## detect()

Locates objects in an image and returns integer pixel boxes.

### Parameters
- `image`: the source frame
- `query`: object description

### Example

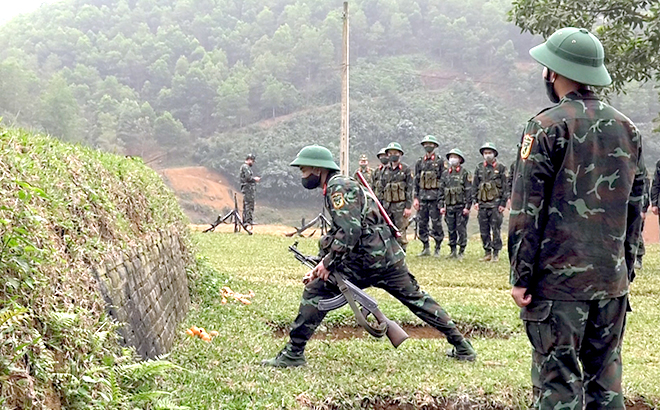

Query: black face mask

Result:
[544,70,560,104]
[389,154,400,163]
[379,157,389,165]
[424,146,435,153]
[301,173,321,190]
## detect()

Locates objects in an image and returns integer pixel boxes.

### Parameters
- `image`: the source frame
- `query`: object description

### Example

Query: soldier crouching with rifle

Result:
[261,145,476,367]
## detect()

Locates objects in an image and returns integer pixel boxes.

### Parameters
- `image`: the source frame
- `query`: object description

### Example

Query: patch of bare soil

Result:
[160,166,241,212]
[273,323,512,341]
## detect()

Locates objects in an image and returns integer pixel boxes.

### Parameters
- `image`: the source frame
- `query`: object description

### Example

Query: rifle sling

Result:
[333,274,387,338]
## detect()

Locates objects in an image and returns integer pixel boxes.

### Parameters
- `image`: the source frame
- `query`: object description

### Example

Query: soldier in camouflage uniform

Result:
[239,153,260,226]
[354,154,374,187]
[472,142,508,262]
[509,28,645,410]
[439,149,471,259]
[636,175,650,269]
[373,148,389,202]
[413,135,445,257]
[262,145,476,367]
[379,142,414,251]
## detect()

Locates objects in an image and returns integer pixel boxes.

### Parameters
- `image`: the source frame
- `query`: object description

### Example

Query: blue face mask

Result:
[301,173,321,189]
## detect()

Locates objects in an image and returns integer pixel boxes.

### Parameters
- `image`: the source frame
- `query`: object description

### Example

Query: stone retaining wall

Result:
[92,230,191,359]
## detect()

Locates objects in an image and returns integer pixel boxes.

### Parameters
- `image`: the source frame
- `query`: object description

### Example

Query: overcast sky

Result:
[0,0,62,25]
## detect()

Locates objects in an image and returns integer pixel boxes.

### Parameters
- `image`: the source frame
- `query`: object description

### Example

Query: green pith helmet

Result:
[446,148,465,163]
[289,145,340,171]
[529,27,611,87]
[377,148,388,157]
[385,142,404,155]
[420,135,439,146]
[479,142,498,157]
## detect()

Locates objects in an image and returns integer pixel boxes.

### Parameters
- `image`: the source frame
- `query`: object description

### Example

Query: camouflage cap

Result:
[446,148,465,163]
[385,142,404,155]
[479,142,498,157]
[420,135,439,146]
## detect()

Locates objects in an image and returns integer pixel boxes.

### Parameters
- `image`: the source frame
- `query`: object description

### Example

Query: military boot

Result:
[433,242,442,258]
[446,247,457,259]
[635,258,643,270]
[446,339,476,362]
[492,251,499,262]
[417,242,431,257]
[261,345,306,368]
[481,252,492,262]
[457,247,465,260]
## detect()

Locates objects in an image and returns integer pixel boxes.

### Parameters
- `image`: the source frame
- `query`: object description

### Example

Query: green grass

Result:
[163,232,660,409]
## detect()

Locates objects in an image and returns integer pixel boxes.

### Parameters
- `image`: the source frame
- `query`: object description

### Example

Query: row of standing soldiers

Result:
[355,136,510,261]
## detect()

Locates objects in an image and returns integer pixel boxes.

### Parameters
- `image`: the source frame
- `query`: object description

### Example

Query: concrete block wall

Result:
[92,230,191,359]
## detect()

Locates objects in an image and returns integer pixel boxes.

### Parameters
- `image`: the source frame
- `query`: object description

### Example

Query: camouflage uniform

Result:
[373,164,386,202]
[439,165,471,254]
[239,162,257,225]
[354,166,374,188]
[380,163,414,250]
[472,160,507,257]
[637,176,650,266]
[287,173,468,353]
[509,89,645,410]
[414,154,444,251]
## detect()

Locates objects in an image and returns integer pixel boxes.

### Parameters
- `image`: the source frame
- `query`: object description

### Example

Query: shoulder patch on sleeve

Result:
[331,192,345,209]
[520,133,534,160]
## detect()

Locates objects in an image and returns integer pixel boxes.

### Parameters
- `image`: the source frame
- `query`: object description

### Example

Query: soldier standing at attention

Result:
[239,153,260,227]
[439,149,471,259]
[373,148,389,202]
[413,135,445,257]
[509,27,645,410]
[380,142,414,251]
[261,145,476,367]
[472,143,507,262]
[354,154,374,187]
[637,175,650,269]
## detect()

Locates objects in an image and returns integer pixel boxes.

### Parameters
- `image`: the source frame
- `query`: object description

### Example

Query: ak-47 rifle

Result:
[288,242,409,348]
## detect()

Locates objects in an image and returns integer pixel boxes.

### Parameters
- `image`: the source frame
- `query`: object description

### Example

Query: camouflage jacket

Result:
[509,90,645,301]
[642,175,650,212]
[414,154,444,201]
[239,163,256,191]
[438,166,471,209]
[471,161,508,208]
[507,162,515,201]
[379,162,413,209]
[354,166,374,189]
[321,173,405,272]
[373,164,386,202]
[650,159,660,207]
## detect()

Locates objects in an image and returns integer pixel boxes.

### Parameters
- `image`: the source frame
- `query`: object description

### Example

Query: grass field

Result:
[162,232,660,409]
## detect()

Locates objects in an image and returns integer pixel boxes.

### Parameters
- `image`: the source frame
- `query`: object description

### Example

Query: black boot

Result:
[457,247,465,260]
[418,242,431,257]
[433,242,442,257]
[261,344,306,367]
[446,246,457,259]
[446,339,476,362]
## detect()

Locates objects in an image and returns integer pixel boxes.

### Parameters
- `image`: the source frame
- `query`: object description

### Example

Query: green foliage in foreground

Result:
[0,126,191,409]
[164,232,660,408]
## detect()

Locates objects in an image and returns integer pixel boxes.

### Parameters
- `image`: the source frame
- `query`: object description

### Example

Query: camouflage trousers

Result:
[445,205,469,250]
[477,206,503,253]
[385,201,409,249]
[288,262,465,352]
[418,200,444,246]
[521,295,628,410]
[242,187,255,225]
[637,218,645,260]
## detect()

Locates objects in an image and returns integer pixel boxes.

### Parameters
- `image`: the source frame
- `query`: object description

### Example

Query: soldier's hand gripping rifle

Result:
[288,242,409,348]
[356,171,401,238]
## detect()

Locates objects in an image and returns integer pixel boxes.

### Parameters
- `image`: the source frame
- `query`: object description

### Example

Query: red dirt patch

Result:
[643,215,659,244]
[160,166,241,212]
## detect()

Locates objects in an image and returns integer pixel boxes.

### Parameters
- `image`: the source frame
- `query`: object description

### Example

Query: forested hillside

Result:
[0,0,658,202]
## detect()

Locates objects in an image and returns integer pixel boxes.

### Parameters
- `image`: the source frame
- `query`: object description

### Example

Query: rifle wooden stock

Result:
[355,171,401,238]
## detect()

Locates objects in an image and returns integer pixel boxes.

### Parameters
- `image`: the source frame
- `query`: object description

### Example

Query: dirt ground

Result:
[160,166,241,211]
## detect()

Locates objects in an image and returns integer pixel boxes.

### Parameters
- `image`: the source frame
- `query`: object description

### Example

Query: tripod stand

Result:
[286,205,331,237]
[204,193,253,235]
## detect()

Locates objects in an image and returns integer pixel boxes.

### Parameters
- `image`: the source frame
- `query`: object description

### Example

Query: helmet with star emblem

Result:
[385,142,404,155]
[446,148,465,164]
[529,27,611,87]
[420,135,439,146]
[479,142,499,157]
[289,145,340,171]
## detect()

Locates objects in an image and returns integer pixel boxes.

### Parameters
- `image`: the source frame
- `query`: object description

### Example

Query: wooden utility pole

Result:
[340,1,350,175]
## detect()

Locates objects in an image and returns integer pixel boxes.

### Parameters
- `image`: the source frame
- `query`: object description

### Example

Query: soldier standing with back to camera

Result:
[239,153,260,227]
[439,149,471,259]
[413,135,445,257]
[509,27,645,410]
[472,143,507,262]
[380,142,413,251]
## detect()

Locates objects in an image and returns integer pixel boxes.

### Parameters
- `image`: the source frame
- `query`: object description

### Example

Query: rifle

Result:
[355,171,401,238]
[288,242,409,348]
